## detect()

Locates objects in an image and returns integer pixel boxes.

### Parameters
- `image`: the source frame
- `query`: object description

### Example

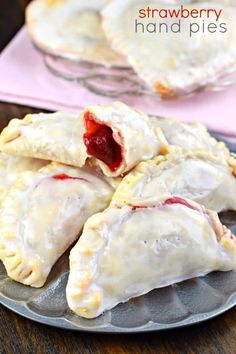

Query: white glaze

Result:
[0,162,114,287]
[112,151,236,212]
[150,117,230,159]
[67,198,236,318]
[0,152,47,201]
[0,112,88,167]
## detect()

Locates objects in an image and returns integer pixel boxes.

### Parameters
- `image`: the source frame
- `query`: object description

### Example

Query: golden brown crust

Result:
[228,155,236,177]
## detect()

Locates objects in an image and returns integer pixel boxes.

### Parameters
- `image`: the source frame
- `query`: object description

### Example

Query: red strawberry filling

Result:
[131,197,201,212]
[83,112,122,172]
[52,174,89,183]
[164,197,200,211]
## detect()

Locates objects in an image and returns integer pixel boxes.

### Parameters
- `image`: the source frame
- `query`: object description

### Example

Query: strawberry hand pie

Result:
[82,102,168,177]
[0,112,88,167]
[0,163,115,287]
[67,196,236,318]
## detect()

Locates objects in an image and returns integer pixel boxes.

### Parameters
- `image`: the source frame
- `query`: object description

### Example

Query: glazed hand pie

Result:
[66,196,236,318]
[102,0,236,97]
[0,152,47,201]
[26,0,126,66]
[82,102,168,177]
[150,117,230,159]
[112,151,236,212]
[0,163,115,287]
[0,112,88,167]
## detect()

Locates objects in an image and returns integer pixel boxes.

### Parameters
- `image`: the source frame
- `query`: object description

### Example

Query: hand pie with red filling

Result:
[0,162,114,287]
[82,102,168,177]
[0,112,88,167]
[112,150,236,212]
[66,196,236,318]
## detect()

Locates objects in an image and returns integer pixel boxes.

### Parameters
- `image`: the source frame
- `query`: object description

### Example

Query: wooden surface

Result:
[0,2,235,354]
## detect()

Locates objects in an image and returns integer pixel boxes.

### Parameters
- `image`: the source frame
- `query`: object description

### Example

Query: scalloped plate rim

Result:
[0,290,235,333]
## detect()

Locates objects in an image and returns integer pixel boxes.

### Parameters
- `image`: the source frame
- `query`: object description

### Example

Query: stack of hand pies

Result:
[0,101,235,319]
[26,0,236,97]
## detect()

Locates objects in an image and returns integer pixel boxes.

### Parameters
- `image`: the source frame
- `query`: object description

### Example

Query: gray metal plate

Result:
[0,136,235,333]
